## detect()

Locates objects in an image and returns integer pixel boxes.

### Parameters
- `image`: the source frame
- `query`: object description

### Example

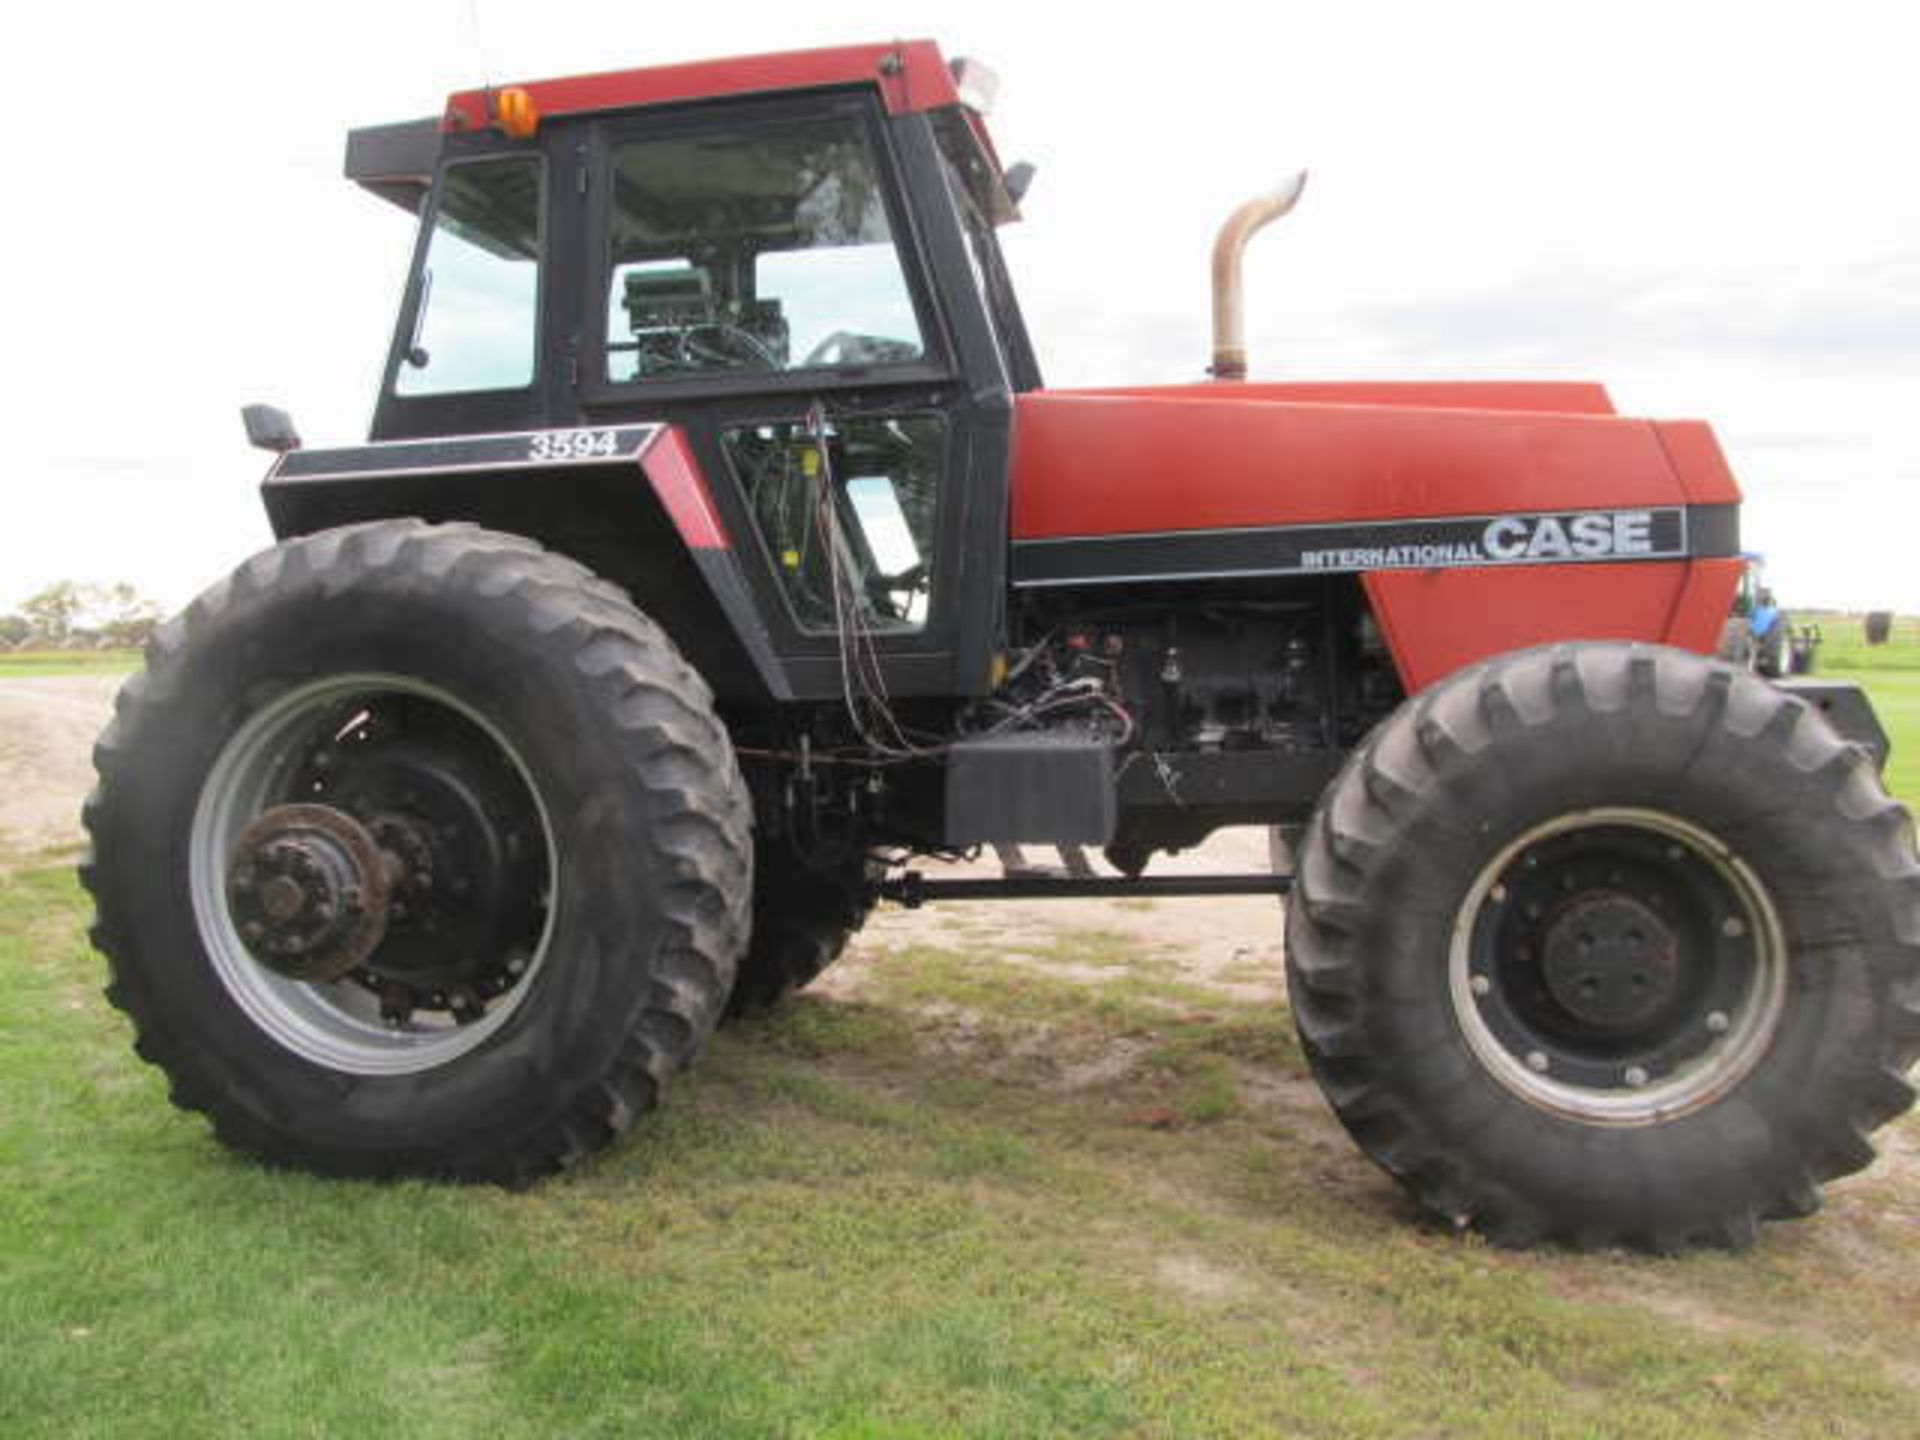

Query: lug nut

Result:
[1721,916,1747,939]
[1526,1051,1550,1074]
[1624,1066,1650,1088]
[1706,1010,1730,1034]
[1489,884,1508,904]
[1470,974,1492,997]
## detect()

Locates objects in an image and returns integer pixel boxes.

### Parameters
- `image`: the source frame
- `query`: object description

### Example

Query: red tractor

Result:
[83,42,1917,1251]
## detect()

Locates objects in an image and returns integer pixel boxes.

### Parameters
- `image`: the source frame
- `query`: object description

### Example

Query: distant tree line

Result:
[0,582,164,651]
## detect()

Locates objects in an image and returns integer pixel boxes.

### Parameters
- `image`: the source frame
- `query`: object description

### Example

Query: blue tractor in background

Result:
[1720,554,1821,677]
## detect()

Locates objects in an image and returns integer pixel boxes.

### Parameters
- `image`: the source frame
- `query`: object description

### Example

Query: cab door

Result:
[573,91,1015,701]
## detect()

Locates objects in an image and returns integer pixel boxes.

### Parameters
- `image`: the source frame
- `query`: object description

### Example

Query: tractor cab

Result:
[313,42,1035,705]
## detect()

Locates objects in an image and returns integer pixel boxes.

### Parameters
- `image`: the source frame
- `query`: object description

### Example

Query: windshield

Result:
[932,110,1042,392]
[604,114,926,382]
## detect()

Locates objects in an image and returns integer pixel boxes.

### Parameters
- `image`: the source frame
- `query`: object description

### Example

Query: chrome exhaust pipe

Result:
[1209,172,1308,381]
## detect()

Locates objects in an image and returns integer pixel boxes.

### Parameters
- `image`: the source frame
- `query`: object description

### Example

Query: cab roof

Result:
[440,39,961,133]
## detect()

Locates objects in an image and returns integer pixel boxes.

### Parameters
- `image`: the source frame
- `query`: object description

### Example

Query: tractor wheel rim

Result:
[1448,807,1787,1126]
[189,674,558,1076]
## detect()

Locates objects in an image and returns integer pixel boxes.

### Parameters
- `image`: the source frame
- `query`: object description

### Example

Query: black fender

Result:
[1773,678,1891,770]
[260,423,789,702]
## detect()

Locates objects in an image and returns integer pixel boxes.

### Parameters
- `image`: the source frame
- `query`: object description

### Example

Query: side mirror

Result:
[241,404,302,454]
[1004,161,1037,206]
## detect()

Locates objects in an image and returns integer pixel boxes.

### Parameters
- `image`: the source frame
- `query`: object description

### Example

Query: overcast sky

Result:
[8,1,1917,613]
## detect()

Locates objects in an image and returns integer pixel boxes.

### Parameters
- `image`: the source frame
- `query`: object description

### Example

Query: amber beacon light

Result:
[492,86,540,139]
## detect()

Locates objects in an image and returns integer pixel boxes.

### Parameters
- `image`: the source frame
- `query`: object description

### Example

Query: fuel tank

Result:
[1008,382,1744,691]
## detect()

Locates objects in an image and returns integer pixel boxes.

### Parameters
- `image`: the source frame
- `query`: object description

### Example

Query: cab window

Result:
[395,157,542,396]
[722,416,944,633]
[604,115,925,382]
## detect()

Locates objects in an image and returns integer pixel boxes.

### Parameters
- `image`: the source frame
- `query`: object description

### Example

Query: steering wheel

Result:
[802,331,919,369]
[684,322,782,371]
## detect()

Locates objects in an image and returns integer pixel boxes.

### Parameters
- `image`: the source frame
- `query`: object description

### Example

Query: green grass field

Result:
[0,650,140,679]
[1803,612,1920,673]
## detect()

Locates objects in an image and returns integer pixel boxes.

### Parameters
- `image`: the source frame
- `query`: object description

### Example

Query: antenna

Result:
[467,0,493,92]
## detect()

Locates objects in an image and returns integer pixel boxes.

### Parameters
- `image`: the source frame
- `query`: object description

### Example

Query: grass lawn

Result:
[1803,612,1920,673]
[0,650,140,679]
[5,859,1918,1438]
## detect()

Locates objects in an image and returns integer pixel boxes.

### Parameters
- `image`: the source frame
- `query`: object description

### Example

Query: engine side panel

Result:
[1010,391,1743,689]
[1362,561,1735,693]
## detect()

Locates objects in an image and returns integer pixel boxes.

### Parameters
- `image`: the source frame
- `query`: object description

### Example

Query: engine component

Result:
[945,732,1116,844]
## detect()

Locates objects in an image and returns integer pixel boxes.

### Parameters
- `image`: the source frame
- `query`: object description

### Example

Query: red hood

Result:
[1010,382,1738,541]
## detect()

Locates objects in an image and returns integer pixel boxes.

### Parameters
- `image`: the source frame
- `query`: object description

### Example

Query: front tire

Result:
[83,521,751,1182]
[1285,642,1920,1251]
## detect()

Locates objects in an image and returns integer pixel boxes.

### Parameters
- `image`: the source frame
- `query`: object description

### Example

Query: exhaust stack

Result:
[1209,172,1308,381]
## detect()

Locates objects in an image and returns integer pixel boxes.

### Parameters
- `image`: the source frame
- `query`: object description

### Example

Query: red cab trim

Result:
[640,427,729,551]
[443,40,959,132]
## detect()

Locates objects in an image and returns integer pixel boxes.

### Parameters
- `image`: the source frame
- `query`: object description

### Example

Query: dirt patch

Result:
[897,997,1155,1093]
[0,675,121,867]
[1152,1250,1255,1303]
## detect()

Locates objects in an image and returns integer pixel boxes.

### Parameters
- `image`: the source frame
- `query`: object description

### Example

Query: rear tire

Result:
[1285,642,1920,1251]
[725,838,875,1017]
[82,521,752,1182]
[1756,616,1792,678]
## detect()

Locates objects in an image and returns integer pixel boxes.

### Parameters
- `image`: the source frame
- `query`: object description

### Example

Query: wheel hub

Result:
[309,737,542,1007]
[226,804,391,981]
[192,675,558,1076]
[1450,808,1788,1125]
[1540,894,1680,1030]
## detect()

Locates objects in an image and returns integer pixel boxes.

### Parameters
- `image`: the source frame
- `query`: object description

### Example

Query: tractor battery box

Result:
[943,732,1116,846]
